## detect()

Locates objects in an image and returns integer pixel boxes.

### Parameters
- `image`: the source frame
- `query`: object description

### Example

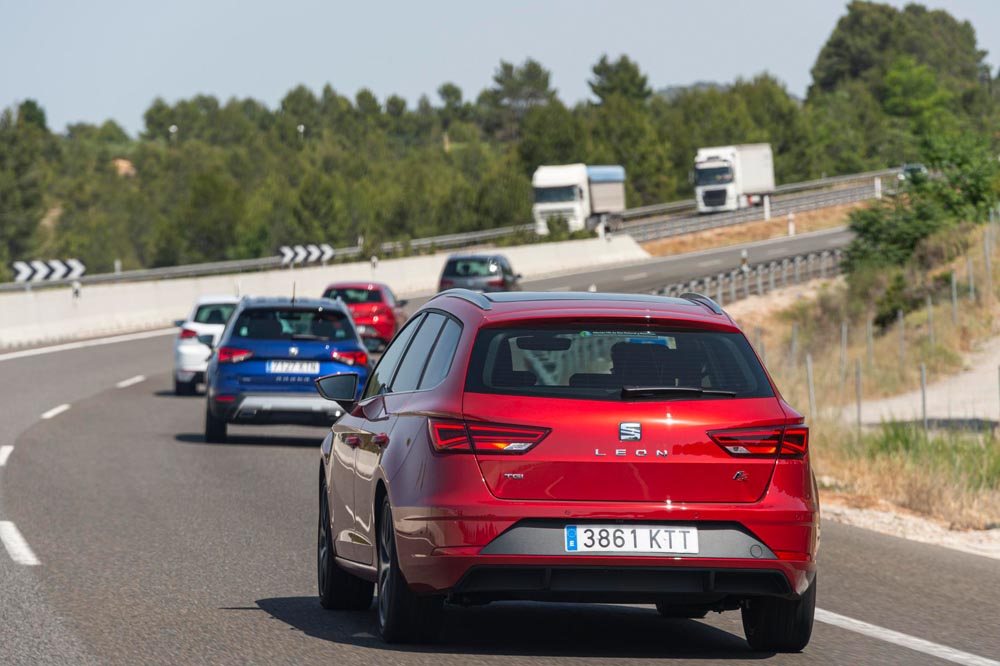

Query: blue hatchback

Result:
[204,296,370,442]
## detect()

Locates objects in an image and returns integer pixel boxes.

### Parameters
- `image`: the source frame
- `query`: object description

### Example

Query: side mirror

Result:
[515,273,523,280]
[397,299,409,308]
[173,319,185,328]
[362,337,385,354]
[315,373,359,411]
[197,334,215,348]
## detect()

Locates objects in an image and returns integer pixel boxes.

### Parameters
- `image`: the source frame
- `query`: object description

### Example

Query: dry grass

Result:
[727,225,1000,528]
[642,202,863,257]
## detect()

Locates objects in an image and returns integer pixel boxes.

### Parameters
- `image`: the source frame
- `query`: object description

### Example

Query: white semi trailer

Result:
[532,164,626,234]
[694,144,774,213]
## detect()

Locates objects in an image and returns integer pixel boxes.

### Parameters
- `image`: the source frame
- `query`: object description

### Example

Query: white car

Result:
[173,295,240,395]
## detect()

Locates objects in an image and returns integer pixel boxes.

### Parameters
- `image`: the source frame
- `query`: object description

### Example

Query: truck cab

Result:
[532,164,627,235]
[532,164,590,235]
[694,144,774,214]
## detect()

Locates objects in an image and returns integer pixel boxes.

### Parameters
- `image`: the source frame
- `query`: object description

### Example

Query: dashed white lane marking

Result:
[0,445,12,466]
[115,374,146,389]
[0,328,176,363]
[623,272,649,281]
[697,258,724,267]
[40,404,70,420]
[0,521,40,566]
[549,285,572,291]
[816,608,1000,666]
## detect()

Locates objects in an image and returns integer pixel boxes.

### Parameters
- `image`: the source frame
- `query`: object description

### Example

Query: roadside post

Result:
[866,318,874,367]
[927,295,934,345]
[968,254,975,300]
[856,359,862,443]
[806,354,817,419]
[920,363,928,431]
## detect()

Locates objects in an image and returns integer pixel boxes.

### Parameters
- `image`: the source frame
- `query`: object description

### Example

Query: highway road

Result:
[2,228,998,665]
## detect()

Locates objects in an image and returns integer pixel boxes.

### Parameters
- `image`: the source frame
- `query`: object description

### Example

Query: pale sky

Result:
[1,0,997,135]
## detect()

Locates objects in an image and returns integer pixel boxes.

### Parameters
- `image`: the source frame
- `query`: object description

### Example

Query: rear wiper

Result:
[290,334,325,341]
[621,386,737,399]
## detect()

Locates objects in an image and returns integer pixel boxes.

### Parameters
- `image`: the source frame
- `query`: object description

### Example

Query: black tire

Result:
[655,602,708,619]
[742,576,816,652]
[376,496,443,643]
[204,404,228,443]
[174,377,196,396]
[318,479,374,610]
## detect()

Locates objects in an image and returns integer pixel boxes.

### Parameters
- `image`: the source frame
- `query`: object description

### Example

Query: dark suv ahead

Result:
[314,290,818,652]
[437,253,521,292]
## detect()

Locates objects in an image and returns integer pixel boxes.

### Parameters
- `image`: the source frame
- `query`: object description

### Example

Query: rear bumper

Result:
[213,392,344,426]
[450,563,808,605]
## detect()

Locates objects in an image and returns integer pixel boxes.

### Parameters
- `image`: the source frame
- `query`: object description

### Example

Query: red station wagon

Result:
[314,290,819,651]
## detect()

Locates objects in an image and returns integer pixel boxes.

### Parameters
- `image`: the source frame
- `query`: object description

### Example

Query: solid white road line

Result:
[623,272,649,281]
[40,404,70,420]
[0,445,12,466]
[816,608,1000,666]
[0,521,40,566]
[697,258,724,267]
[115,374,146,389]
[0,328,177,363]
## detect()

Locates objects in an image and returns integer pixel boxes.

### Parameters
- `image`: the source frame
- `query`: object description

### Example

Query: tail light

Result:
[178,328,198,339]
[332,350,368,367]
[217,347,254,363]
[486,278,504,287]
[708,426,809,459]
[439,279,454,289]
[429,419,550,454]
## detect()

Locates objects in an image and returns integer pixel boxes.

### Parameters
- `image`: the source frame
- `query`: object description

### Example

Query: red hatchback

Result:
[314,290,818,651]
[322,282,408,350]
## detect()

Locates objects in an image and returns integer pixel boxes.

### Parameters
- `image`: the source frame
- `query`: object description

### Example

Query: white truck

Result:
[532,164,626,234]
[694,144,774,213]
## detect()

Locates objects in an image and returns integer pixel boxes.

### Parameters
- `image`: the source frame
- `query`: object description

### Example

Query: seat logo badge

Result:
[619,422,641,441]
[733,471,748,482]
[289,346,299,357]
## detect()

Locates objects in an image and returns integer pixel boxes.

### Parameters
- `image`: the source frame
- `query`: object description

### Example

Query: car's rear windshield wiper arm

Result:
[621,386,737,399]
[289,333,326,341]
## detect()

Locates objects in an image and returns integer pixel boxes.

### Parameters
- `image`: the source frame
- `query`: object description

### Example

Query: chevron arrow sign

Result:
[11,258,87,283]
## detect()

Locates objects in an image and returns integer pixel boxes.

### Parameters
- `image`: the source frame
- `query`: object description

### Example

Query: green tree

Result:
[589,55,651,104]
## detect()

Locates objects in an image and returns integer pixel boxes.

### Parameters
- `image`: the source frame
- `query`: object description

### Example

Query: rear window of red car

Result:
[324,288,383,304]
[465,325,772,401]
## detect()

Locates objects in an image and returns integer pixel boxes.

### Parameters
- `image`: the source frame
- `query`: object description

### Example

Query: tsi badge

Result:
[619,422,642,441]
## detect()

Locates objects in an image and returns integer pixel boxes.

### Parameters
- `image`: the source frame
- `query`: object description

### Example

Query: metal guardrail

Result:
[617,168,899,221]
[626,181,890,243]
[2,168,892,293]
[655,249,844,306]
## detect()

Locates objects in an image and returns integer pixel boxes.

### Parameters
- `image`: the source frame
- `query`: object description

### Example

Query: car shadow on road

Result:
[255,596,767,659]
[175,433,322,448]
[153,389,204,398]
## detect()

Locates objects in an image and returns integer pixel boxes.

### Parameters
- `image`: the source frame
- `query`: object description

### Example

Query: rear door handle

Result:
[343,435,361,447]
[372,433,390,447]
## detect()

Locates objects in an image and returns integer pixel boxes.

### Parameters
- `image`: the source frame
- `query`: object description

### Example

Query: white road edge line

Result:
[0,328,177,363]
[116,374,146,389]
[816,608,1000,666]
[0,445,12,466]
[41,404,70,420]
[623,272,649,281]
[0,521,40,566]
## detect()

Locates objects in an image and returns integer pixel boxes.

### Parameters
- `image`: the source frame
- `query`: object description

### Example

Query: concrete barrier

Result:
[0,235,648,349]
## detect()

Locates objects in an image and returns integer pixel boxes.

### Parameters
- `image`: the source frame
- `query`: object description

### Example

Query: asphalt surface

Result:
[2,228,998,665]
